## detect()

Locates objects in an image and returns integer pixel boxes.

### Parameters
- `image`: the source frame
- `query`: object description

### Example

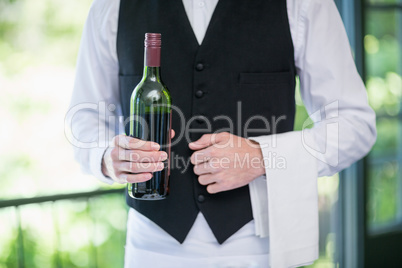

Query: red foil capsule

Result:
[144,33,161,67]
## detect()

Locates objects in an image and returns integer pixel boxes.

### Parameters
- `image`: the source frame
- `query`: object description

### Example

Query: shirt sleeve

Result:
[65,0,122,184]
[249,0,376,241]
[295,0,376,175]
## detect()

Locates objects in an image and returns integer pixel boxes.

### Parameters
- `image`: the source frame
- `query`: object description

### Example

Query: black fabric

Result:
[117,0,296,244]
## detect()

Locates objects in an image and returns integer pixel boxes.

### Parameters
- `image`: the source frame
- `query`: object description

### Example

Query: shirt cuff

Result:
[248,136,269,238]
[90,146,115,185]
[249,175,269,237]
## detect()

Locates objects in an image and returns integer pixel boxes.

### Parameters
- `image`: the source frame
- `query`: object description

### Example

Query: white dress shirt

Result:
[67,0,376,267]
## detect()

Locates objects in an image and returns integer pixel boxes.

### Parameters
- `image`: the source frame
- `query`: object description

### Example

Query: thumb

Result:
[189,134,218,150]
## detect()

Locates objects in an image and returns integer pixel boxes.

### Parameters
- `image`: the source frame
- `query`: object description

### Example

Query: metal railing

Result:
[0,188,125,268]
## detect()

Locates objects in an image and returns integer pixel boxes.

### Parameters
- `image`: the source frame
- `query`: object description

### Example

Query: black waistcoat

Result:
[117,0,296,244]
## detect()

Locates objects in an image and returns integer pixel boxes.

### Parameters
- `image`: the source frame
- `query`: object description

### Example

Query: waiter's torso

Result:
[117,0,296,244]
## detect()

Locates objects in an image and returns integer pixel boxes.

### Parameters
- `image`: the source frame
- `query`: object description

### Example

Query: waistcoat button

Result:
[195,90,204,98]
[195,115,205,124]
[196,63,204,71]
[197,194,205,202]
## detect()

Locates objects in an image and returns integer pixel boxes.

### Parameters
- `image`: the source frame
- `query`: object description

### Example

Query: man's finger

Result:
[206,181,232,194]
[206,183,222,194]
[189,132,230,150]
[117,172,153,184]
[188,133,219,150]
[193,161,219,175]
[190,147,216,165]
[121,150,168,162]
[198,174,216,186]
[122,161,165,173]
[114,135,160,151]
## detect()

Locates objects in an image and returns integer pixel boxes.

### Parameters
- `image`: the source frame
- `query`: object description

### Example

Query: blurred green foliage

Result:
[0,0,127,267]
[0,0,91,75]
[0,196,127,268]
[365,8,402,227]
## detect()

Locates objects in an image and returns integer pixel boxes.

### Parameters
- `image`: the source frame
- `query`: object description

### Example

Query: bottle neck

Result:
[143,47,161,81]
[143,66,161,81]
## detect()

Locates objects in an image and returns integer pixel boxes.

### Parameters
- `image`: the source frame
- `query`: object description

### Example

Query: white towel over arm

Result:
[250,132,318,268]
[248,0,377,267]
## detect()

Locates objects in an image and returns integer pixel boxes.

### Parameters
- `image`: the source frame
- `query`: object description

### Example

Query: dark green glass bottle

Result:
[128,33,172,200]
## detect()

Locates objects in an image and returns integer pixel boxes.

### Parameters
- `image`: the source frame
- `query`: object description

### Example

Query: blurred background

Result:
[0,0,400,267]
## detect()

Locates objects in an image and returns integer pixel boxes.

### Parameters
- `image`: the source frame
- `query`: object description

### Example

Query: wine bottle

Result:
[128,33,172,200]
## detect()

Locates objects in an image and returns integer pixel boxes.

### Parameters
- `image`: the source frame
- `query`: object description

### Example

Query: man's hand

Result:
[189,132,265,194]
[102,130,175,184]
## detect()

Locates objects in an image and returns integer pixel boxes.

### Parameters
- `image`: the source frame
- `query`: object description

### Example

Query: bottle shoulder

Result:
[131,79,171,105]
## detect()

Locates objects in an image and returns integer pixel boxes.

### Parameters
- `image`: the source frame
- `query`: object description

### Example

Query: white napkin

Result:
[249,131,319,268]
